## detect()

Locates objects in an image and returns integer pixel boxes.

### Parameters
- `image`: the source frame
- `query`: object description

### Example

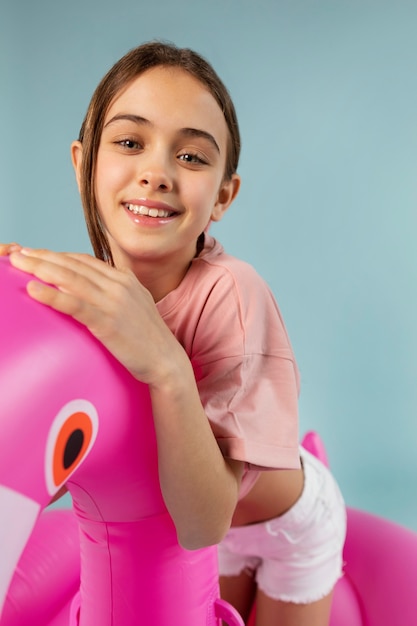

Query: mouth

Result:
[125,204,176,219]
[0,485,41,619]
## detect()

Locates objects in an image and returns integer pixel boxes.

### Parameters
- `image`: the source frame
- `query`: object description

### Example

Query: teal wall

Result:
[2,1,417,530]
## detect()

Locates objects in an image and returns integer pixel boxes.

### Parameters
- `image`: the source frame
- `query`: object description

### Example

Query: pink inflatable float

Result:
[2,257,417,626]
[248,431,417,626]
[0,257,243,626]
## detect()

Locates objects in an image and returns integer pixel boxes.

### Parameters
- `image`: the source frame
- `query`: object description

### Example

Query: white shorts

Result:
[217,446,347,603]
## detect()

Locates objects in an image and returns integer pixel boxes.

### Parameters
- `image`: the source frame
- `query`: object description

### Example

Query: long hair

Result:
[77,41,241,264]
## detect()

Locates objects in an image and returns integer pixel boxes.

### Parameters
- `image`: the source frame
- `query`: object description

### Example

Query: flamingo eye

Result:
[45,399,99,496]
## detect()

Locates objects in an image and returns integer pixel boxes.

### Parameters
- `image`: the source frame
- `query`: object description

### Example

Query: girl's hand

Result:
[8,247,243,549]
[8,248,186,387]
[0,243,22,255]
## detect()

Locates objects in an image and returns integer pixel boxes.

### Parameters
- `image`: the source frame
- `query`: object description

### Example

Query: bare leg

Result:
[220,571,257,625]
[255,588,334,626]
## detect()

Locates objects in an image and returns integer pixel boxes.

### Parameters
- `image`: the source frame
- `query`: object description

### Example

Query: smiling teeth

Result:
[127,204,172,218]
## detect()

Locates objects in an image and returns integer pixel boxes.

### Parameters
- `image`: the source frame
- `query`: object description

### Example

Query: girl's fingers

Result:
[16,248,110,278]
[0,243,22,255]
[25,279,88,319]
[8,251,111,326]
[9,249,117,298]
[7,247,162,382]
[8,249,139,333]
[9,251,89,294]
[18,248,113,278]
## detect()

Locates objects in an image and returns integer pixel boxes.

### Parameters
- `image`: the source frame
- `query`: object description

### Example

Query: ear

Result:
[211,174,241,222]
[70,141,83,192]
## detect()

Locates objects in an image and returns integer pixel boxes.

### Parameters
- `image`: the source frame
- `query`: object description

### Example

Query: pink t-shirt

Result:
[156,235,301,496]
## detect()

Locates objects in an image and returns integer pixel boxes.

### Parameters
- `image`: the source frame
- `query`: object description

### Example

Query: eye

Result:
[116,138,141,150]
[45,399,99,496]
[178,151,208,165]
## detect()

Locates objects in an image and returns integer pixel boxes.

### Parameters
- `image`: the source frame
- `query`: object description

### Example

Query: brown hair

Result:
[77,40,241,263]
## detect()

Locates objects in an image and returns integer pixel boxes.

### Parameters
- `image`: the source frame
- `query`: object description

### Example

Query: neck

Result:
[135,260,192,302]
[109,237,203,301]
[110,250,193,302]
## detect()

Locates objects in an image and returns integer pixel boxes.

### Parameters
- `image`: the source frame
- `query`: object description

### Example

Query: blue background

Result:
[2,1,417,530]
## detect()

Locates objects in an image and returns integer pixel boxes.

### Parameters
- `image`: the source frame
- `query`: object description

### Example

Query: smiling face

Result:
[72,66,240,296]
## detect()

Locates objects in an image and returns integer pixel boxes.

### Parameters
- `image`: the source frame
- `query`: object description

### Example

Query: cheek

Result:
[97,153,130,187]
[185,175,221,209]
[95,156,127,205]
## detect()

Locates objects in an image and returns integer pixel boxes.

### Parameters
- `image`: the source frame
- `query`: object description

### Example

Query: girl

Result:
[3,41,346,625]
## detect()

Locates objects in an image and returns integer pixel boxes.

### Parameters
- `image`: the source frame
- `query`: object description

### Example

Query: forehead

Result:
[104,66,228,145]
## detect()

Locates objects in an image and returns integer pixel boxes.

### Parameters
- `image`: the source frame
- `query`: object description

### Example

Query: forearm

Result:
[149,356,243,550]
[5,248,241,547]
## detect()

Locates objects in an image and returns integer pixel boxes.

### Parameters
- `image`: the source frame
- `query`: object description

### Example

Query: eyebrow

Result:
[104,114,220,154]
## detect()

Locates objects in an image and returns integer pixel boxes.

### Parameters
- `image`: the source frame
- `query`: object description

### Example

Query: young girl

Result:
[3,41,346,625]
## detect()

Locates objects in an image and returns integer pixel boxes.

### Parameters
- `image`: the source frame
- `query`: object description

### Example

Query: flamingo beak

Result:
[0,485,41,619]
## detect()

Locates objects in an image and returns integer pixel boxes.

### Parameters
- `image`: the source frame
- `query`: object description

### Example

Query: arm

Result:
[150,361,243,548]
[9,249,243,549]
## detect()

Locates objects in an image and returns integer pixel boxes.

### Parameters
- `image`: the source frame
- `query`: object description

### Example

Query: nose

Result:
[137,151,174,192]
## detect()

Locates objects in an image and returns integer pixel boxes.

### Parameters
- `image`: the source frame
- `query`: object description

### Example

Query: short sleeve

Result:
[190,262,301,471]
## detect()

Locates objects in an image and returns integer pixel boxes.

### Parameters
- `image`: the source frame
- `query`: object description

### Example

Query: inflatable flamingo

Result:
[303,432,417,625]
[2,257,417,626]
[0,257,244,626]
[247,431,417,626]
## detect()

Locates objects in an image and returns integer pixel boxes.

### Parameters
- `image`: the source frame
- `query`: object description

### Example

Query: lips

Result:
[125,203,176,218]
